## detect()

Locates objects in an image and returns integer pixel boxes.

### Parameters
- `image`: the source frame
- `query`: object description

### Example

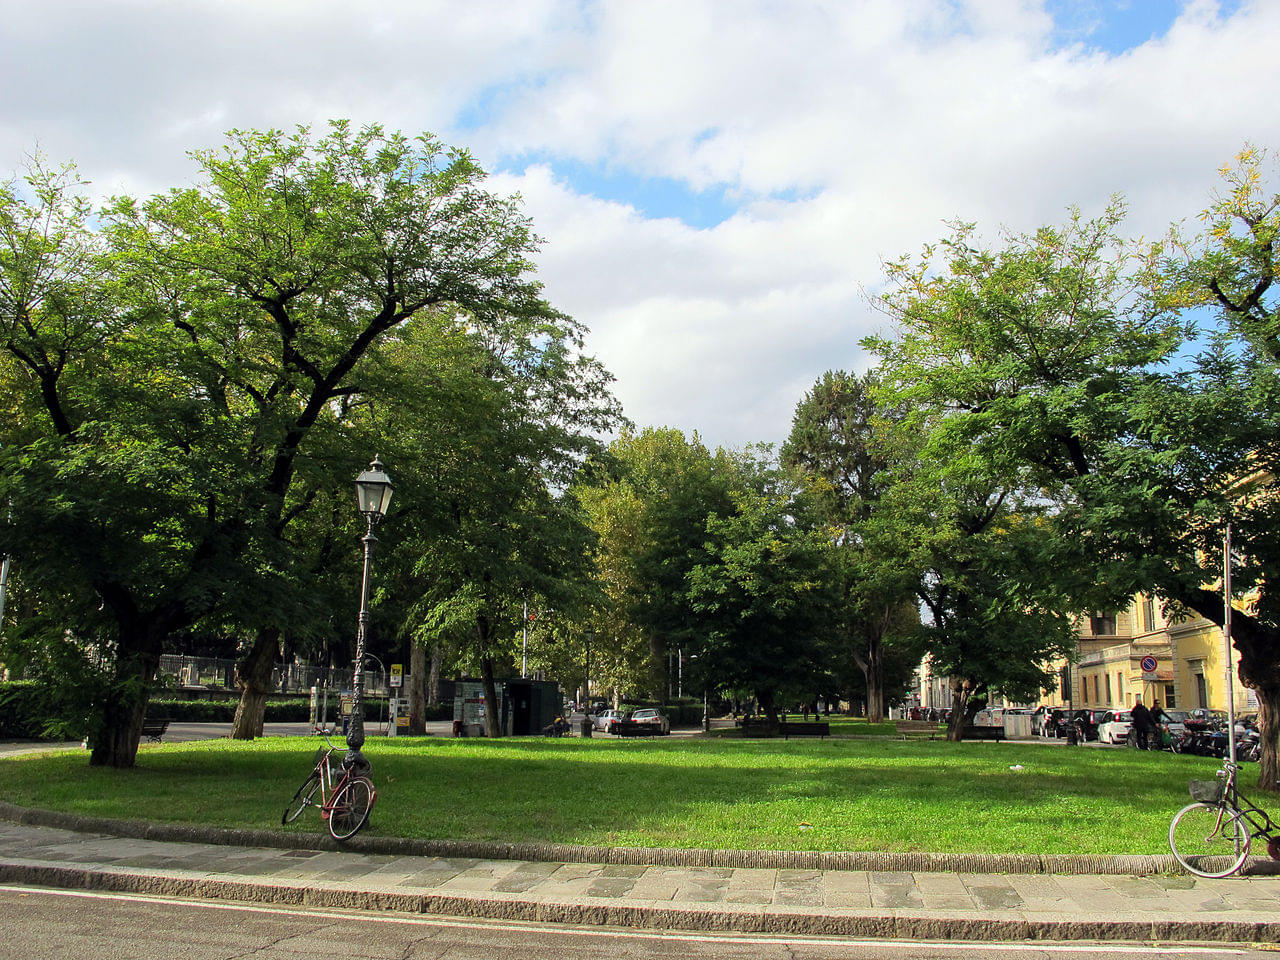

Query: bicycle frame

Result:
[283,734,377,841]
[1221,761,1277,841]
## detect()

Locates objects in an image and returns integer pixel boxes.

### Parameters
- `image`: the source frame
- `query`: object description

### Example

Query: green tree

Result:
[782,370,919,721]
[685,460,837,722]
[400,306,621,737]
[575,429,739,699]
[865,186,1280,770]
[0,123,597,764]
[1159,147,1280,788]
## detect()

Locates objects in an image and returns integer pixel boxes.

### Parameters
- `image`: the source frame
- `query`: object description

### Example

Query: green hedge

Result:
[0,682,450,737]
[145,697,452,724]
[148,697,390,724]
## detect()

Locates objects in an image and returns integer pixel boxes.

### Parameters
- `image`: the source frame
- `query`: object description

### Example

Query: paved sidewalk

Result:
[2,817,1280,943]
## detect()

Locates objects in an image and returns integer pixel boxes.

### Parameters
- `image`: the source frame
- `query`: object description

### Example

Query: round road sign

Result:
[1140,655,1157,673]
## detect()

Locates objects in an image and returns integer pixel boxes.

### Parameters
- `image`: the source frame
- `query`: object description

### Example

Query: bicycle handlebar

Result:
[315,730,341,752]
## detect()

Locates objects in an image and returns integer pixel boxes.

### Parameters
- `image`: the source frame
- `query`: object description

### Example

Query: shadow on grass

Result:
[0,737,1236,855]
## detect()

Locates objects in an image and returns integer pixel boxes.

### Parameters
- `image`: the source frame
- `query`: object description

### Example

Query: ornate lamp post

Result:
[348,456,394,772]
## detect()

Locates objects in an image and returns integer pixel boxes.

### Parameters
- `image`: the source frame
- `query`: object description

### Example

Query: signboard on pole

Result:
[390,663,403,688]
[1141,655,1158,682]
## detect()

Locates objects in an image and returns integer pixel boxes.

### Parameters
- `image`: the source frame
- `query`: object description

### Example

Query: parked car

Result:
[1071,709,1106,741]
[1031,706,1062,737]
[593,709,625,732]
[622,707,671,735]
[1096,710,1132,745]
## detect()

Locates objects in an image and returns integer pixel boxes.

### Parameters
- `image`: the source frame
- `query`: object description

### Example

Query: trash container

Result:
[579,718,592,738]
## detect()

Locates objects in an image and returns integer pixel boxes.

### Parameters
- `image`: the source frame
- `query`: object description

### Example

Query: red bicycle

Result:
[282,733,377,841]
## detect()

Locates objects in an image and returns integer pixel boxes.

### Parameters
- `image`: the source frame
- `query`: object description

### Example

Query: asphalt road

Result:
[0,887,1267,960]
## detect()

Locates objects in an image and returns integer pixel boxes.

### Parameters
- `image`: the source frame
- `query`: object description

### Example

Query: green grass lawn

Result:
[0,737,1252,855]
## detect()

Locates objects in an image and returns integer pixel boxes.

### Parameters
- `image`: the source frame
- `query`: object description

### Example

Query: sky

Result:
[2,0,1276,450]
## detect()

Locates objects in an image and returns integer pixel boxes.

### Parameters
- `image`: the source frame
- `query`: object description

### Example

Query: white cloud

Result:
[1,0,1277,448]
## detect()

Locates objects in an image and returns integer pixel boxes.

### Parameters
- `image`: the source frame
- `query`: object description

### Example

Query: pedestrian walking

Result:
[1131,698,1152,750]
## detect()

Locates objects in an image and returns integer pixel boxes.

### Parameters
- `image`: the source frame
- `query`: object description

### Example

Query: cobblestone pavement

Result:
[2,819,1280,942]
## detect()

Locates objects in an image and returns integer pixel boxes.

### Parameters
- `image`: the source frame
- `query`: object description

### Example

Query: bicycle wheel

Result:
[1169,802,1251,878]
[328,776,374,841]
[282,774,321,825]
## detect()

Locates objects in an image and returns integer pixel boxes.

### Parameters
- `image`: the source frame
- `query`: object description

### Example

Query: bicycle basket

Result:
[1188,779,1224,803]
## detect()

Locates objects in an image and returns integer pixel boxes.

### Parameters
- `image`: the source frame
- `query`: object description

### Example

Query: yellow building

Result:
[1037,593,1257,714]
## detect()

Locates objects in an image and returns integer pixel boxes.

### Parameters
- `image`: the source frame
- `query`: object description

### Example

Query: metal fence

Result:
[156,654,392,697]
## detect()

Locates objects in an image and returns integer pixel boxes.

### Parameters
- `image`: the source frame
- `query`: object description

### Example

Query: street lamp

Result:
[348,456,393,773]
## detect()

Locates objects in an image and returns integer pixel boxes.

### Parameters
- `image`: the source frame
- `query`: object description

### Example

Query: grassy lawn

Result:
[0,736,1251,855]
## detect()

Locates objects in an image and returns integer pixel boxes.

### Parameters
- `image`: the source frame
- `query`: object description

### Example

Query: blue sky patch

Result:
[1045,0,1243,55]
[498,154,742,228]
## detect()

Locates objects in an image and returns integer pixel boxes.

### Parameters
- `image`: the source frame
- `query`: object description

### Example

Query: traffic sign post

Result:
[1141,655,1158,683]
[390,663,403,688]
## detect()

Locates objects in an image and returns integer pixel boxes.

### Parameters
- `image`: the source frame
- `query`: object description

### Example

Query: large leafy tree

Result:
[576,431,838,714]
[400,303,621,737]
[881,453,1079,739]
[782,370,919,721]
[685,458,837,721]
[866,181,1280,777]
[1160,147,1280,788]
[0,123,590,764]
[575,429,740,699]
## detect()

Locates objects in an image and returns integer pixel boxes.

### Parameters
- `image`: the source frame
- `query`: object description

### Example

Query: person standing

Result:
[1131,698,1153,750]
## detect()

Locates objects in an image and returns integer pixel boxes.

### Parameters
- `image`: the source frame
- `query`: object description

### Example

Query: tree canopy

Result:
[0,122,619,761]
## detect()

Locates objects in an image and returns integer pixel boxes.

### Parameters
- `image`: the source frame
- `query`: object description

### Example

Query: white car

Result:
[592,709,624,732]
[625,708,671,735]
[1096,710,1132,745]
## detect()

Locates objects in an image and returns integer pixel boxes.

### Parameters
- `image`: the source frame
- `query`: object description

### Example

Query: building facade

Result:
[1043,594,1255,714]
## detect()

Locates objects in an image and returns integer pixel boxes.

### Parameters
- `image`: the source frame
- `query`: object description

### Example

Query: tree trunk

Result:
[408,642,426,736]
[863,625,886,723]
[1230,617,1280,792]
[428,643,442,707]
[945,685,968,742]
[279,636,296,693]
[90,691,149,768]
[1168,585,1280,792]
[1256,684,1280,792]
[231,627,279,740]
[480,654,503,737]
[757,688,779,724]
[88,601,175,768]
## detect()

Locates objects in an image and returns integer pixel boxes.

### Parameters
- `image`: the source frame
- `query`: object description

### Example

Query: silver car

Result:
[627,708,671,735]
[592,709,624,732]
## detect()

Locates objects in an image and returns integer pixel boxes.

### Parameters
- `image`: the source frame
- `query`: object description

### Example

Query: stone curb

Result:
[0,800,1197,875]
[2,859,1277,943]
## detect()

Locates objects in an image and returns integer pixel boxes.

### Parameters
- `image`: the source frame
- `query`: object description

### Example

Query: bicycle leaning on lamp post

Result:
[348,456,394,774]
[283,456,393,842]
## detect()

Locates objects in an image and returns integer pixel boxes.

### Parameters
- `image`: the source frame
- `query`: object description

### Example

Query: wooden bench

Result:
[738,717,779,738]
[779,721,829,739]
[961,724,1005,741]
[141,718,170,742]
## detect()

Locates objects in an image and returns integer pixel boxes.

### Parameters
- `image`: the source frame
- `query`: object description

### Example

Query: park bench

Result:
[140,718,170,742]
[779,721,829,739]
[738,717,778,738]
[961,724,1005,741]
